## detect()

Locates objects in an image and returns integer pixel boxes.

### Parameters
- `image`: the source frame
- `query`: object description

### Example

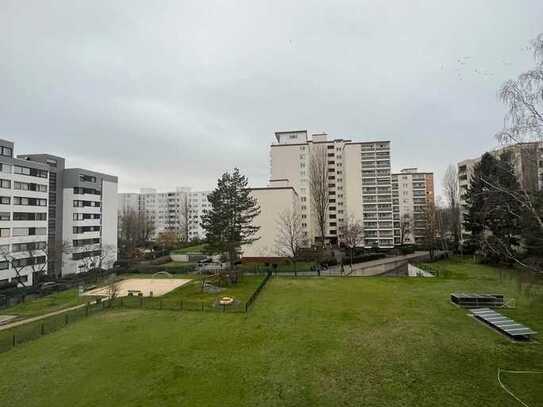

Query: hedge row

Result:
[124,264,197,275]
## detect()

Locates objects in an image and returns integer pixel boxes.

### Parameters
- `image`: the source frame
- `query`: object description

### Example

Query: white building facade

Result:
[270,131,395,248]
[118,187,210,241]
[61,169,118,275]
[0,140,49,287]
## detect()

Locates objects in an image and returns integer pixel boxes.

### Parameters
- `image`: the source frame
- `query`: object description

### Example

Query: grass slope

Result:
[0,258,542,407]
[2,288,82,319]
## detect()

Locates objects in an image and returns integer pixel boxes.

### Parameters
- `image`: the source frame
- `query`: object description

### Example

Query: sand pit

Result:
[83,278,191,298]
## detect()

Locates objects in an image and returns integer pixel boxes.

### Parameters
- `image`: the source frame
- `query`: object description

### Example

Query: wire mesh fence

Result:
[0,271,273,354]
[0,300,111,354]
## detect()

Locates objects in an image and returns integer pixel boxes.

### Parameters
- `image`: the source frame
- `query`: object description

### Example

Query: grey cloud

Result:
[1,0,542,195]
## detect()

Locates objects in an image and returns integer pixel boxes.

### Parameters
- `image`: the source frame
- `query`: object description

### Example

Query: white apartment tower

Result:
[61,169,118,275]
[270,131,394,248]
[0,140,49,287]
[118,188,210,241]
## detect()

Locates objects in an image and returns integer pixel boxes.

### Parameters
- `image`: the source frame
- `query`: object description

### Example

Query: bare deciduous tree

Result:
[0,243,49,287]
[490,33,543,270]
[68,242,117,274]
[106,278,120,305]
[422,203,439,259]
[443,164,461,249]
[118,209,156,258]
[275,208,305,270]
[0,247,29,287]
[339,216,364,268]
[309,144,329,248]
[496,33,543,144]
[399,213,413,246]
[48,241,71,279]
[178,192,190,243]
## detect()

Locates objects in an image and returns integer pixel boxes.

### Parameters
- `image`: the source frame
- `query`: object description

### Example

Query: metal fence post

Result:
[65,314,69,326]
[12,334,15,347]
[41,323,45,336]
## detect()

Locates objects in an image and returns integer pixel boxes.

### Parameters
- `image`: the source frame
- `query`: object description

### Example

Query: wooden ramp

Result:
[470,308,537,340]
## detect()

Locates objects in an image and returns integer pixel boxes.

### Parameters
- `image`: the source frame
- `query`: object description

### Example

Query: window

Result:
[0,212,10,221]
[73,187,101,195]
[73,200,101,208]
[13,256,46,268]
[0,163,11,173]
[72,249,101,260]
[0,262,8,270]
[73,226,100,234]
[13,197,47,206]
[79,174,97,183]
[0,228,10,238]
[13,212,47,221]
[73,238,100,247]
[12,227,47,237]
[12,241,47,252]
[14,182,47,192]
[0,179,11,189]
[1,146,12,157]
[0,196,9,205]
[14,166,48,178]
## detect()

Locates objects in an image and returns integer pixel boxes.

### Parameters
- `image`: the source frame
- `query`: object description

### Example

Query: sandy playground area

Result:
[83,278,192,298]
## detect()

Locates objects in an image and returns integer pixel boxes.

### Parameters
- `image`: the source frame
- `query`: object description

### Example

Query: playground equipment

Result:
[219,296,234,305]
[152,271,173,279]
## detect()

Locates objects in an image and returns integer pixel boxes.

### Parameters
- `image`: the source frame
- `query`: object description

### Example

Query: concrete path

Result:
[334,251,444,276]
[0,302,91,332]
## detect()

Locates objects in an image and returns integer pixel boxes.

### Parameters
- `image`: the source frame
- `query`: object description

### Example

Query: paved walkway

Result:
[0,302,91,332]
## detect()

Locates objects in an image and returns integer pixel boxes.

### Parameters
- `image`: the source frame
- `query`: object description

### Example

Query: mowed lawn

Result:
[2,288,83,319]
[0,258,542,407]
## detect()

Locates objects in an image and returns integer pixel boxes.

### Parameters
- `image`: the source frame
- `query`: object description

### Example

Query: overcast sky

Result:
[1,1,542,198]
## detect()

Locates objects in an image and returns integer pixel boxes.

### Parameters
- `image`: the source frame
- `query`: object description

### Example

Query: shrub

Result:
[399,245,416,255]
[128,264,196,274]
[149,256,172,266]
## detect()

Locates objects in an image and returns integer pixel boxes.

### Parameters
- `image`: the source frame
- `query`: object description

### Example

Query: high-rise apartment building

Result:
[118,188,210,241]
[0,140,49,287]
[0,139,118,286]
[61,169,118,275]
[270,130,394,248]
[457,141,543,241]
[392,168,435,245]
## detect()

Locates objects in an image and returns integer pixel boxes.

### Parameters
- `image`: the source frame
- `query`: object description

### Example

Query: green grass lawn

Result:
[0,258,542,406]
[170,244,207,254]
[1,288,83,319]
[160,275,265,303]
